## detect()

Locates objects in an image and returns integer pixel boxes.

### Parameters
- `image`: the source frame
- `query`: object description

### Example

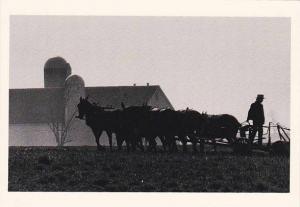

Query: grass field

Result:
[8,146,289,192]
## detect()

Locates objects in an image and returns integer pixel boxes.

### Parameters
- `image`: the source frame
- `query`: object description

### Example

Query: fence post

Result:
[277,124,286,142]
[267,122,271,147]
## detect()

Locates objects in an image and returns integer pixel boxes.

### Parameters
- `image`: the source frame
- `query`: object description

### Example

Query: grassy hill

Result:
[8,146,289,192]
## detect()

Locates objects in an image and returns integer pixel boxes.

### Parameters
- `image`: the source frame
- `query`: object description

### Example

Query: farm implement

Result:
[231,122,290,155]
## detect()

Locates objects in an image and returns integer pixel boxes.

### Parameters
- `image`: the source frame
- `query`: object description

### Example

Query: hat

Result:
[256,94,265,99]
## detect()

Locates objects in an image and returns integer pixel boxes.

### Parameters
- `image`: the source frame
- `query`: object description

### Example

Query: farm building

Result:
[9,57,174,146]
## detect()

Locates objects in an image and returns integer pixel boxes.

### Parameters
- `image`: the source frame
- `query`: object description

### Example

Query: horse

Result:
[199,113,241,151]
[139,108,171,152]
[76,97,123,151]
[117,104,147,151]
[118,103,167,152]
[176,109,205,152]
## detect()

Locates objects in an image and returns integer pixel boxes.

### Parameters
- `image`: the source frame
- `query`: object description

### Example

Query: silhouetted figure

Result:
[247,94,265,146]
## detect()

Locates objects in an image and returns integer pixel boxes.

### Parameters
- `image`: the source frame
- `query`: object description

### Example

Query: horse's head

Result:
[76,97,92,120]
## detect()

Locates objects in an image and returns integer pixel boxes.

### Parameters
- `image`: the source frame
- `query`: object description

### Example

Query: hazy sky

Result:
[9,16,290,126]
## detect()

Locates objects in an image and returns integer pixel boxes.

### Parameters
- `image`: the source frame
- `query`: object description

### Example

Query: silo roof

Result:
[44,56,69,69]
[65,74,85,86]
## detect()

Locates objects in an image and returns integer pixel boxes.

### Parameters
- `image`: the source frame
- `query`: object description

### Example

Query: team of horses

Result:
[76,97,241,152]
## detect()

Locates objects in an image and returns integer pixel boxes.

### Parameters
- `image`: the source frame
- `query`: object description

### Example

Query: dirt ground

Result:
[8,146,289,192]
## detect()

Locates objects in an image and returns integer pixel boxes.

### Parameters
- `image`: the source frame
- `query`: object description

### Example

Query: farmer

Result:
[247,94,265,146]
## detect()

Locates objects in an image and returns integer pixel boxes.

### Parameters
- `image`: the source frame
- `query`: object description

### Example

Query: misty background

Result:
[9,16,290,127]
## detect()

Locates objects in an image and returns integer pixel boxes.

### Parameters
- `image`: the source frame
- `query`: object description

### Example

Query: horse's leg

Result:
[123,131,131,152]
[163,135,170,152]
[164,134,176,152]
[152,136,157,152]
[164,135,171,152]
[170,135,178,152]
[92,128,103,151]
[159,136,167,152]
[122,133,130,152]
[147,136,157,152]
[212,138,217,152]
[122,132,130,152]
[145,137,151,152]
[130,134,137,152]
[138,137,144,152]
[144,137,149,149]
[125,137,131,152]
[163,135,170,151]
[190,134,198,152]
[132,137,138,152]
[199,137,205,154]
[106,130,113,152]
[174,139,178,152]
[162,136,167,152]
[179,135,187,152]
[116,133,123,151]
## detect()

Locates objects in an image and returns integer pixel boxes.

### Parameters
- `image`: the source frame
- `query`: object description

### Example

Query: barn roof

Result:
[9,85,173,124]
[9,88,65,124]
[85,85,163,109]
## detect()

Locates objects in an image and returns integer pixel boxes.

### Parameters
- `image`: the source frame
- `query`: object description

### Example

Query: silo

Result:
[64,75,91,145]
[64,74,85,122]
[44,57,71,88]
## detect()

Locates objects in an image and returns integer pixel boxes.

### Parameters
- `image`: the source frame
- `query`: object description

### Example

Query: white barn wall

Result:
[9,122,115,147]
[9,124,57,146]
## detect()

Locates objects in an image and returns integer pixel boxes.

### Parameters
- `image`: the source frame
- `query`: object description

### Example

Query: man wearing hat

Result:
[247,94,265,146]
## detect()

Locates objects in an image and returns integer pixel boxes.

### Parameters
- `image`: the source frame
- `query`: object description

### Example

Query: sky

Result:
[9,16,290,127]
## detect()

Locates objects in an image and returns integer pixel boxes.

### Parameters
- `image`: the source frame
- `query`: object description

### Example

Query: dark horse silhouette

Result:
[76,97,123,151]
[76,97,240,152]
[118,103,168,152]
[150,108,201,152]
[176,109,205,152]
[117,104,150,151]
[199,113,240,151]
[76,97,152,151]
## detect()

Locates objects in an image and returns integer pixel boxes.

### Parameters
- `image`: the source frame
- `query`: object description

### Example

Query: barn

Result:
[9,57,174,146]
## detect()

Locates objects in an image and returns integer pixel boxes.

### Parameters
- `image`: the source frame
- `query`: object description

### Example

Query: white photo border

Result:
[1,1,299,207]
